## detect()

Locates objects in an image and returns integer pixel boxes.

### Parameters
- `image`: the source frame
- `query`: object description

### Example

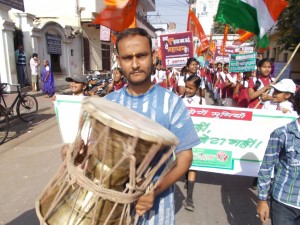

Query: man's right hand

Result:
[256,200,270,223]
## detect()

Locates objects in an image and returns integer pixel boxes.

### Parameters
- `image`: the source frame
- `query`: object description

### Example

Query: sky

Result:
[147,0,190,32]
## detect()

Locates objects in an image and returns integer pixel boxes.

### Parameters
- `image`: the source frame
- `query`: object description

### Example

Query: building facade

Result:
[0,0,156,89]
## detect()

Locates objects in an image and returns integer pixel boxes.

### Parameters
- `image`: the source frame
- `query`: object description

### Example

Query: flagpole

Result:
[254,42,300,109]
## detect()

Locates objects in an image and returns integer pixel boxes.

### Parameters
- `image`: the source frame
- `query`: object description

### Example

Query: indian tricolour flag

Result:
[215,0,288,48]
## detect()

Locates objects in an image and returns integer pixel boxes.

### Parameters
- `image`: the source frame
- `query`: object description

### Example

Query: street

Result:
[0,92,269,225]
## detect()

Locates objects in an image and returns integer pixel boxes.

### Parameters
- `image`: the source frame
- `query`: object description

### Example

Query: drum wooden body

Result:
[36,98,178,225]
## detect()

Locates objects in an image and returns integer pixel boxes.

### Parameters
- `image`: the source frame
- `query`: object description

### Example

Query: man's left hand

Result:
[135,188,156,216]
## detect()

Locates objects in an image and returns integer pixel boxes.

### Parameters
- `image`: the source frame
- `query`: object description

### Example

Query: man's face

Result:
[117,35,152,86]
[18,45,24,52]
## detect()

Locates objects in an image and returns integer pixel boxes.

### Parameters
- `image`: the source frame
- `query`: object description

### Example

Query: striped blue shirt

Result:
[105,84,200,225]
[258,119,300,208]
[16,51,26,65]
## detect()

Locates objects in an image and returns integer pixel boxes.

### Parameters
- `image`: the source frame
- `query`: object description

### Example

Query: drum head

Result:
[82,97,178,146]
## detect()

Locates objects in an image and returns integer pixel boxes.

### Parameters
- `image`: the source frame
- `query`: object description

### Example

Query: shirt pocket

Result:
[286,138,300,166]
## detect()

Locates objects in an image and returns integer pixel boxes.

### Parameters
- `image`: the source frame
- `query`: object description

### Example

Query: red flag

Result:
[220,24,228,54]
[111,34,116,45]
[187,9,209,53]
[93,0,137,32]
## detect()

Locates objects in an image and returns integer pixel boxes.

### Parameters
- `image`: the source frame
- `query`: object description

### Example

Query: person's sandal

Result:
[184,200,194,212]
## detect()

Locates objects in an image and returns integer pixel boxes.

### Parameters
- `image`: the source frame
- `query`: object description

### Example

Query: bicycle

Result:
[0,105,9,144]
[0,83,38,144]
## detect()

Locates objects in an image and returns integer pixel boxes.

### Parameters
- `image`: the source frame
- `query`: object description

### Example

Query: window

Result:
[284,53,288,62]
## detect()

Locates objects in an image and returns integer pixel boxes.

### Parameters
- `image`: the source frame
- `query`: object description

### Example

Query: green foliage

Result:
[276,0,300,51]
[212,18,237,34]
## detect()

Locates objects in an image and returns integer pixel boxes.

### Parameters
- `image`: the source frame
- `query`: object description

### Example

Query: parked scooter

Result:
[86,70,113,97]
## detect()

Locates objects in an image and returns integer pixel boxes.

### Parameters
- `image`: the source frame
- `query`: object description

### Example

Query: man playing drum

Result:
[105,28,200,224]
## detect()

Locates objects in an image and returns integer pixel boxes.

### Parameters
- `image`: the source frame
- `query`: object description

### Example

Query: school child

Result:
[248,58,275,109]
[221,63,237,106]
[178,58,199,96]
[233,71,254,108]
[212,62,223,104]
[65,75,88,96]
[181,75,206,211]
[262,78,296,113]
[109,67,126,92]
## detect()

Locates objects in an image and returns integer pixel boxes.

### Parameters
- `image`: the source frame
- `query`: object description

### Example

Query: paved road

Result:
[0,90,269,225]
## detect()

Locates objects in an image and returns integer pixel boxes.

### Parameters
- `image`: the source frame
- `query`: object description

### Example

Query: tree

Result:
[276,0,300,51]
[212,18,237,34]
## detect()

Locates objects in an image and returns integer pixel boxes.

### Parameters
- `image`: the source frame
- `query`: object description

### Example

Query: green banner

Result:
[229,52,257,72]
[192,148,233,169]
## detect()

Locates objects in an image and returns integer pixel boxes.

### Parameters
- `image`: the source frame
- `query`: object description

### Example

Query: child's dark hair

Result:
[186,57,197,67]
[254,58,273,90]
[181,75,203,104]
[114,67,123,75]
[180,66,187,75]
[257,58,272,68]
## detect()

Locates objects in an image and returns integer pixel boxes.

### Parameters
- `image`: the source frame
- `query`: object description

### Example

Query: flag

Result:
[93,0,137,32]
[233,30,254,46]
[187,9,209,53]
[215,0,288,48]
[209,40,217,57]
[111,34,116,45]
[220,24,228,54]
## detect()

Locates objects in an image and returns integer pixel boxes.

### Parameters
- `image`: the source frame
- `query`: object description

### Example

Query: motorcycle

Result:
[86,71,113,97]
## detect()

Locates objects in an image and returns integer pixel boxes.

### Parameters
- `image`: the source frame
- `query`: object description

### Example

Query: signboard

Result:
[229,52,257,72]
[160,31,193,68]
[0,0,24,11]
[100,25,111,42]
[214,46,239,63]
[45,33,62,55]
[189,105,297,176]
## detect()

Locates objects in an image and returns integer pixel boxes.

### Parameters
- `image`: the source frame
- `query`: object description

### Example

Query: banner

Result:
[229,52,257,72]
[189,105,297,176]
[54,95,87,144]
[160,32,194,68]
[54,96,297,177]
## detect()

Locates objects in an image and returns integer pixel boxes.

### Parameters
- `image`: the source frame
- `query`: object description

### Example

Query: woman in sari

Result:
[41,59,55,97]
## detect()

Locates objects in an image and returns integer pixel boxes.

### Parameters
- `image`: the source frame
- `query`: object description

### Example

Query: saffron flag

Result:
[215,0,288,48]
[93,0,137,32]
[220,24,228,54]
[233,30,254,46]
[187,9,209,53]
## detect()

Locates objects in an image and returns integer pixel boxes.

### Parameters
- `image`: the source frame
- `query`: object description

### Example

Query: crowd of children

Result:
[145,56,298,213]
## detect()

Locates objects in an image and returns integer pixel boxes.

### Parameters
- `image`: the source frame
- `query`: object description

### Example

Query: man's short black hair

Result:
[116,28,152,54]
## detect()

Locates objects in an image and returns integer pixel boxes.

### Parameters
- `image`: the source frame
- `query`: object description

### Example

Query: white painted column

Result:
[0,5,17,88]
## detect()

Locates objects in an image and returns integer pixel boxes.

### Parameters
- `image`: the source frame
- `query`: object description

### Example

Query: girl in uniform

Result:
[248,58,274,109]
[181,75,206,211]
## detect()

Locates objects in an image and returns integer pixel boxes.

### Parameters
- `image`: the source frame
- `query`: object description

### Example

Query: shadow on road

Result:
[220,175,259,225]
[175,182,185,214]
[6,208,39,225]
[2,107,55,145]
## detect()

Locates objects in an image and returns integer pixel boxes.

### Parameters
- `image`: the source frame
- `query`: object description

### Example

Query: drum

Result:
[35,97,178,225]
